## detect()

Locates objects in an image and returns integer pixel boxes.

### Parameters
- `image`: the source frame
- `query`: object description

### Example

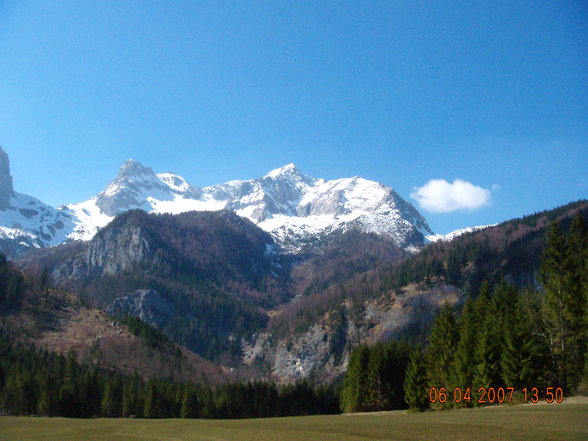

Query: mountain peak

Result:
[117,159,155,179]
[264,163,302,179]
[94,159,168,216]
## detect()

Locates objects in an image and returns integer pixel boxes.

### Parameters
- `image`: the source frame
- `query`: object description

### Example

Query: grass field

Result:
[1,398,587,441]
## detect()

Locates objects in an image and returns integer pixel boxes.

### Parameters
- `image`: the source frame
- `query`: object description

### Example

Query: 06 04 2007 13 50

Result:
[428,386,564,404]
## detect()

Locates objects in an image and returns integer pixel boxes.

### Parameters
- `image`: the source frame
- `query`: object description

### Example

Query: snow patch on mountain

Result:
[426,224,498,243]
[63,197,115,241]
[0,192,73,247]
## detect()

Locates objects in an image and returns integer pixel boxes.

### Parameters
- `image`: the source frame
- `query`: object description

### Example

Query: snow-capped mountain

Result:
[0,147,74,255]
[0,148,434,255]
[64,160,221,241]
[63,160,432,252]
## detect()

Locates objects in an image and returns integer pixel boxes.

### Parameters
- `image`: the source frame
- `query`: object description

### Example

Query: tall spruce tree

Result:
[451,297,479,407]
[365,343,386,411]
[425,305,458,409]
[540,221,586,390]
[381,341,411,410]
[500,288,550,389]
[472,283,503,398]
[340,345,370,413]
[180,385,200,418]
[404,348,428,411]
[101,377,122,417]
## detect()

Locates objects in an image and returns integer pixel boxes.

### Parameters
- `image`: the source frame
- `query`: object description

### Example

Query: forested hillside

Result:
[16,210,290,361]
[0,255,224,383]
[341,214,587,412]
[270,200,588,338]
[252,201,587,384]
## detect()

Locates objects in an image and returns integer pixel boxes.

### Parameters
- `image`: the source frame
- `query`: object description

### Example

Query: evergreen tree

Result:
[199,385,214,418]
[37,384,53,416]
[567,214,588,383]
[365,343,386,411]
[340,345,370,412]
[404,348,428,411]
[80,369,101,417]
[0,333,339,419]
[472,285,502,396]
[501,294,549,389]
[451,296,479,406]
[425,305,458,409]
[101,377,123,417]
[540,221,586,390]
[382,341,411,410]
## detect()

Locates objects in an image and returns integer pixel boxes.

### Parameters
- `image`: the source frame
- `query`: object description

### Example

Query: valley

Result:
[0,145,586,421]
[2,3,586,439]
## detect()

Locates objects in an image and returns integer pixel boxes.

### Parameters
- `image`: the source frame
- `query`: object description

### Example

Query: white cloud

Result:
[410,179,491,213]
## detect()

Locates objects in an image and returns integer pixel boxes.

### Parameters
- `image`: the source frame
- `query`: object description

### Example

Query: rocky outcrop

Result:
[86,223,153,276]
[0,147,14,210]
[106,289,177,328]
[244,283,463,384]
[0,147,74,256]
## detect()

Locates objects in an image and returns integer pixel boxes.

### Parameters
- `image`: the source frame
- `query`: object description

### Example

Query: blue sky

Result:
[0,1,586,234]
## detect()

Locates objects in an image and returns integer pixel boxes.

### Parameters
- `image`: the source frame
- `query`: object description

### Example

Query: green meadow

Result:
[1,399,587,441]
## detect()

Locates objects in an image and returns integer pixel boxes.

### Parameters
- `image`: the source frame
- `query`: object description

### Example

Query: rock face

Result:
[106,289,177,329]
[0,147,14,210]
[245,284,463,384]
[0,147,73,256]
[86,223,153,277]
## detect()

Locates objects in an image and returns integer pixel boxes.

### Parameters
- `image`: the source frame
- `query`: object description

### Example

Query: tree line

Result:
[342,215,587,412]
[340,340,412,412]
[0,337,339,418]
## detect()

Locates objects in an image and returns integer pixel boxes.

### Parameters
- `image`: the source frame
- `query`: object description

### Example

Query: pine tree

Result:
[340,345,370,412]
[472,286,502,397]
[122,374,143,417]
[425,305,458,409]
[381,341,411,410]
[101,377,122,417]
[199,385,214,418]
[365,344,386,411]
[404,348,428,411]
[540,221,586,390]
[500,289,550,389]
[567,214,588,384]
[81,369,101,417]
[181,385,200,418]
[451,297,478,407]
[143,380,164,418]
[37,386,52,416]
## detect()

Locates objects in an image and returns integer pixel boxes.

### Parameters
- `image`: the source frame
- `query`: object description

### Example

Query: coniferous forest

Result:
[0,336,339,418]
[0,214,586,418]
